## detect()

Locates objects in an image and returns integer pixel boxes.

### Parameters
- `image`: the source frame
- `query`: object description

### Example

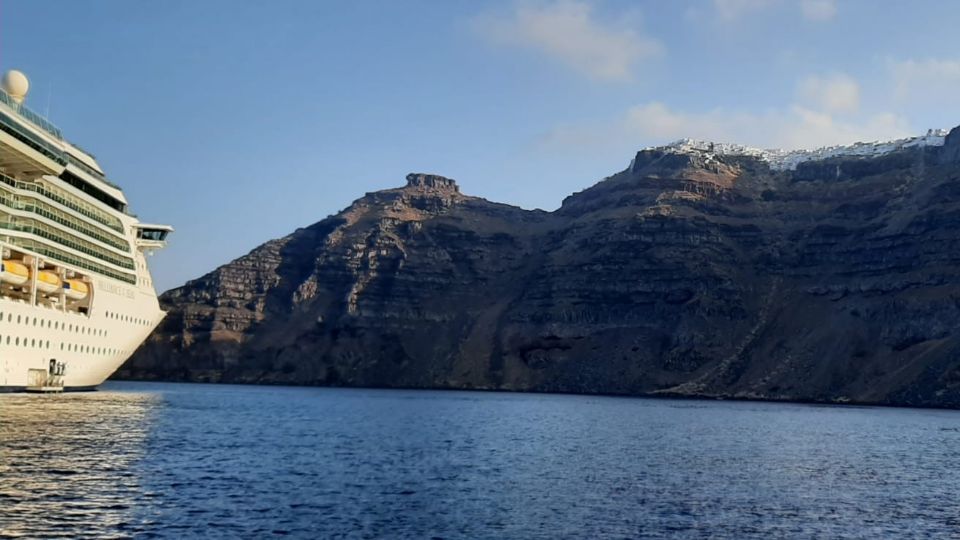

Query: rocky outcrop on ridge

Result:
[117,127,960,408]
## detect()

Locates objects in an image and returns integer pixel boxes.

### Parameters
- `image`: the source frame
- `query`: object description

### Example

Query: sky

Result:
[1,0,960,292]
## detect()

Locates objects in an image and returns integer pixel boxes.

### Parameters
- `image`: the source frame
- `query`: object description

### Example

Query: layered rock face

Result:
[118,127,960,408]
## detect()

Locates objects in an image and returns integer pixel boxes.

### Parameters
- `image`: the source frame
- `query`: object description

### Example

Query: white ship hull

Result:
[0,274,164,391]
[0,68,172,391]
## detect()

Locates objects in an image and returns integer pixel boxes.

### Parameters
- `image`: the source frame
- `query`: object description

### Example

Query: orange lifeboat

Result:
[63,279,89,301]
[1,260,29,286]
[36,270,61,294]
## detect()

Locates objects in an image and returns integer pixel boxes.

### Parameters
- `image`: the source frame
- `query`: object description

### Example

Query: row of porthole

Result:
[105,311,150,326]
[0,312,107,337]
[2,335,128,356]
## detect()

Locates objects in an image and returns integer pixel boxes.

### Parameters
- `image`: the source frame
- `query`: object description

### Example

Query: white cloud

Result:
[474,1,662,82]
[711,0,775,21]
[706,0,836,22]
[540,71,904,154]
[800,0,837,21]
[798,73,860,114]
[890,58,960,104]
[540,101,911,154]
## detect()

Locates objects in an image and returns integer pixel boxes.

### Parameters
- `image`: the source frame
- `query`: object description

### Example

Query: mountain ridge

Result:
[642,128,951,170]
[118,124,960,408]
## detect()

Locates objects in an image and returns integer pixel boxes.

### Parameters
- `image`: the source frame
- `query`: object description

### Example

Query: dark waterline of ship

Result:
[1,382,959,538]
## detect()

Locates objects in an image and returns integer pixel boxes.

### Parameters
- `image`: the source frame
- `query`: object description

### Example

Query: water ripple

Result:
[2,383,960,538]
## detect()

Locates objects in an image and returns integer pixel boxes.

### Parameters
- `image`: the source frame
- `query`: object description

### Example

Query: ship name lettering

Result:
[97,280,135,299]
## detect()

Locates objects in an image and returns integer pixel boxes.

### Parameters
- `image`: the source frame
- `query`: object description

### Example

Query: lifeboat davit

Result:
[36,270,61,294]
[63,279,89,301]
[1,260,29,286]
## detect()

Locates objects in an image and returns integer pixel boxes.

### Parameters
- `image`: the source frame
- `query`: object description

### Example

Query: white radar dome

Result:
[1,70,29,103]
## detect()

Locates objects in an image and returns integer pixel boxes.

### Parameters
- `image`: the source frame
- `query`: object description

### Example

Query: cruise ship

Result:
[0,70,171,392]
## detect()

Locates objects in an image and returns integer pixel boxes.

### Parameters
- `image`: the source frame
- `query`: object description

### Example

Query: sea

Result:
[1,382,958,538]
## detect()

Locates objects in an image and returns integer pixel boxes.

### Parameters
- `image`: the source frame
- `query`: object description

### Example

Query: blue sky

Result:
[2,0,959,292]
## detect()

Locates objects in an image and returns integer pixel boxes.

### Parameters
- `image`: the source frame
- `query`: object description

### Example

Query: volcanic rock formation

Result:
[118,126,960,408]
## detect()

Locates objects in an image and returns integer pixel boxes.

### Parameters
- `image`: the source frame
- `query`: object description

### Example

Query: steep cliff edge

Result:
[118,130,960,408]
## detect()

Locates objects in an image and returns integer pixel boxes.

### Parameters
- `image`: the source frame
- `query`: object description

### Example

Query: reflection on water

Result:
[0,390,158,538]
[2,382,960,538]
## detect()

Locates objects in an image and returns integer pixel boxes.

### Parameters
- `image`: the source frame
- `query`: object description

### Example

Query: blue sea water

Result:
[1,382,959,538]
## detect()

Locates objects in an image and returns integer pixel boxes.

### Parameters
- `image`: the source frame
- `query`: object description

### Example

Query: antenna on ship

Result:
[1,69,29,104]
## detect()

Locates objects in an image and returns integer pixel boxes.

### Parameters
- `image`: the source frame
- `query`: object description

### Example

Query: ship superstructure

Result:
[0,70,171,391]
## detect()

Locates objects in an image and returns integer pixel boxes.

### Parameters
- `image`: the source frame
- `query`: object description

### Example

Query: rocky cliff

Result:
[117,128,960,408]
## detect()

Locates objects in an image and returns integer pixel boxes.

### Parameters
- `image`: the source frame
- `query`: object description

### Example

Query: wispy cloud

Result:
[539,73,910,154]
[705,0,836,22]
[711,0,775,21]
[889,58,960,104]
[800,0,837,21]
[798,73,859,114]
[473,1,662,82]
[543,102,908,153]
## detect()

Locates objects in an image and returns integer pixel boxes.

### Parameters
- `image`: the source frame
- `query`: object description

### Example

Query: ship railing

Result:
[0,220,135,269]
[64,155,123,191]
[0,171,125,233]
[26,369,64,392]
[0,233,136,284]
[0,88,63,140]
[0,189,131,251]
